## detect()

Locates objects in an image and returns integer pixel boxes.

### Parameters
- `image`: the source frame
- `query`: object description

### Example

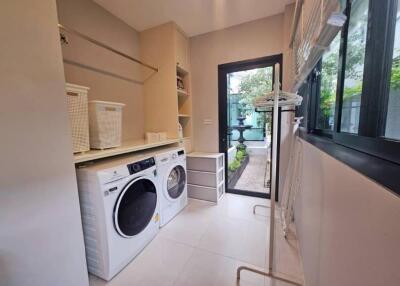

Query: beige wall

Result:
[190,14,285,153]
[57,0,144,142]
[0,1,88,285]
[295,140,400,286]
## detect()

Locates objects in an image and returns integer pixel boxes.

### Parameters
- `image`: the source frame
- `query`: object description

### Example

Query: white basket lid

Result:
[66,83,90,91]
[89,100,125,107]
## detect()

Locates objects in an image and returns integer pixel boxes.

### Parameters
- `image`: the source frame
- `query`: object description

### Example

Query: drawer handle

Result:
[67,91,79,96]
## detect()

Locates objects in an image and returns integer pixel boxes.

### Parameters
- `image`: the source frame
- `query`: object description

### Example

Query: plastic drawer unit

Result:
[186,152,225,203]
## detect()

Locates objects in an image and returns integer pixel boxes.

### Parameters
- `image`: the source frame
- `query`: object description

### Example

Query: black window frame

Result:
[298,0,400,195]
[333,0,400,165]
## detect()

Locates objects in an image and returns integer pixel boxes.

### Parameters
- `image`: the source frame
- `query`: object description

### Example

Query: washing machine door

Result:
[114,176,157,238]
[165,164,186,200]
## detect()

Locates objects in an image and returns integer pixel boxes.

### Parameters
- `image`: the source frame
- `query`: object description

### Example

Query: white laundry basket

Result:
[66,83,90,153]
[88,100,125,149]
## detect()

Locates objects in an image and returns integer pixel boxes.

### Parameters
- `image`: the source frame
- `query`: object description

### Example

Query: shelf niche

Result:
[140,22,193,153]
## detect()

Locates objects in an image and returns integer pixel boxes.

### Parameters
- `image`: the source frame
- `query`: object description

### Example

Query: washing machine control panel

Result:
[127,157,155,175]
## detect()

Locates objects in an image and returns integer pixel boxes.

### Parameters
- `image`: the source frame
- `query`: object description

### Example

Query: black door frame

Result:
[218,54,283,200]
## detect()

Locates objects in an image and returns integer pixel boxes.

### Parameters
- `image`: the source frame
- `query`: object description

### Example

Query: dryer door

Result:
[114,177,157,238]
[166,164,186,200]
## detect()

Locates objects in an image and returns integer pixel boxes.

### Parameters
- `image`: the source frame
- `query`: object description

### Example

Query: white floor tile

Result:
[89,235,194,286]
[159,199,216,246]
[88,194,304,286]
[216,194,271,223]
[197,215,268,268]
[174,248,265,286]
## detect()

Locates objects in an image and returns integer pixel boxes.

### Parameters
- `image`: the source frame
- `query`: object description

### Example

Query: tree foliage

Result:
[390,52,400,90]
[237,68,273,112]
[235,68,273,127]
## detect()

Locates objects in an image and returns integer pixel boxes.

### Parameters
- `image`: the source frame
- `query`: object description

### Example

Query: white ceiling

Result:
[93,0,294,37]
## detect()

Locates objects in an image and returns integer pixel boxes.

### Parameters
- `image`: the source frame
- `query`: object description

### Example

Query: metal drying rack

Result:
[236,63,303,286]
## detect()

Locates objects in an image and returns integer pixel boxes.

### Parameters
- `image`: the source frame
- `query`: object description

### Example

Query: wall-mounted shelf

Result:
[74,138,179,163]
[177,89,189,97]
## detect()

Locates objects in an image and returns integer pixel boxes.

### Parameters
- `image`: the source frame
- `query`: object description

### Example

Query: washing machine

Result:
[155,147,188,226]
[76,154,160,281]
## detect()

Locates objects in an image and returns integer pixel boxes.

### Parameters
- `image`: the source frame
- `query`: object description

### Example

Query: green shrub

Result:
[236,144,246,152]
[228,159,241,172]
[236,150,245,161]
[235,149,247,161]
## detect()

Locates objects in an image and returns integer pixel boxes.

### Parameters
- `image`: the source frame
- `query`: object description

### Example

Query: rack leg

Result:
[253,204,270,214]
[236,266,302,286]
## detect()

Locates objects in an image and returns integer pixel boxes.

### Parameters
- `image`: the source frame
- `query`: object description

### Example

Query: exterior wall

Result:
[295,139,400,286]
[0,1,89,285]
[57,0,144,142]
[190,14,285,153]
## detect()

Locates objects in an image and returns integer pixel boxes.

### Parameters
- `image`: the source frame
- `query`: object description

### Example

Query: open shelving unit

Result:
[73,138,179,164]
[140,22,193,153]
[177,64,193,146]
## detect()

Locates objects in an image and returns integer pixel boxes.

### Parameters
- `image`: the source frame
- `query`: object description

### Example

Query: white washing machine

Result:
[76,154,160,281]
[155,147,188,226]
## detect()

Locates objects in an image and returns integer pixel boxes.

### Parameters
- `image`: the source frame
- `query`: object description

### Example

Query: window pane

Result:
[340,0,369,134]
[385,2,400,141]
[317,34,341,130]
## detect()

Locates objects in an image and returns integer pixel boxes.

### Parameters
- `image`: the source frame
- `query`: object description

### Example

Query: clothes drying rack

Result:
[236,63,303,286]
[280,119,303,238]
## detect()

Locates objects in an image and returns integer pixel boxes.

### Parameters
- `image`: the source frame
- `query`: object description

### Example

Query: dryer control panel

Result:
[127,157,156,175]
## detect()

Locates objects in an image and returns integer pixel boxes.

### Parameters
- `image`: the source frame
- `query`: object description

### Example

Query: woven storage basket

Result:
[66,83,90,153]
[88,100,125,149]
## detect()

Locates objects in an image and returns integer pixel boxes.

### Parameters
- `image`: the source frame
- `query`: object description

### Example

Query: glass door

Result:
[218,55,282,199]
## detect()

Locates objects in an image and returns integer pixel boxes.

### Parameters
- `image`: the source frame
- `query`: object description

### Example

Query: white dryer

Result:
[76,154,160,281]
[155,148,188,226]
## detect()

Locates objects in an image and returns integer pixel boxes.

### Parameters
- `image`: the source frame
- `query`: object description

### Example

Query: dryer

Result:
[76,154,160,281]
[155,148,188,226]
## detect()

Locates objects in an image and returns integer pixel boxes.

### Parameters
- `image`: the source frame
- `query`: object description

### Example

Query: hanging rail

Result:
[58,24,158,72]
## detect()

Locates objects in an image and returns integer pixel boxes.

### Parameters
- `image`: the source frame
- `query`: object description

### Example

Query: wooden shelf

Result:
[74,138,179,163]
[177,89,189,97]
[178,113,191,118]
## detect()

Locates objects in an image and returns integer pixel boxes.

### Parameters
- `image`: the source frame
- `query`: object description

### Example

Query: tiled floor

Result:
[89,194,304,286]
[234,153,270,194]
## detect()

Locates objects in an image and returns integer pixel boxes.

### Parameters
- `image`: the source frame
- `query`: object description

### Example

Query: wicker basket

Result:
[66,83,90,153]
[88,100,125,149]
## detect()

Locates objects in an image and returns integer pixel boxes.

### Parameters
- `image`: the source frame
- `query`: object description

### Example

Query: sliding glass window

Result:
[317,34,341,131]
[385,1,400,141]
[340,0,369,134]
[303,0,400,166]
